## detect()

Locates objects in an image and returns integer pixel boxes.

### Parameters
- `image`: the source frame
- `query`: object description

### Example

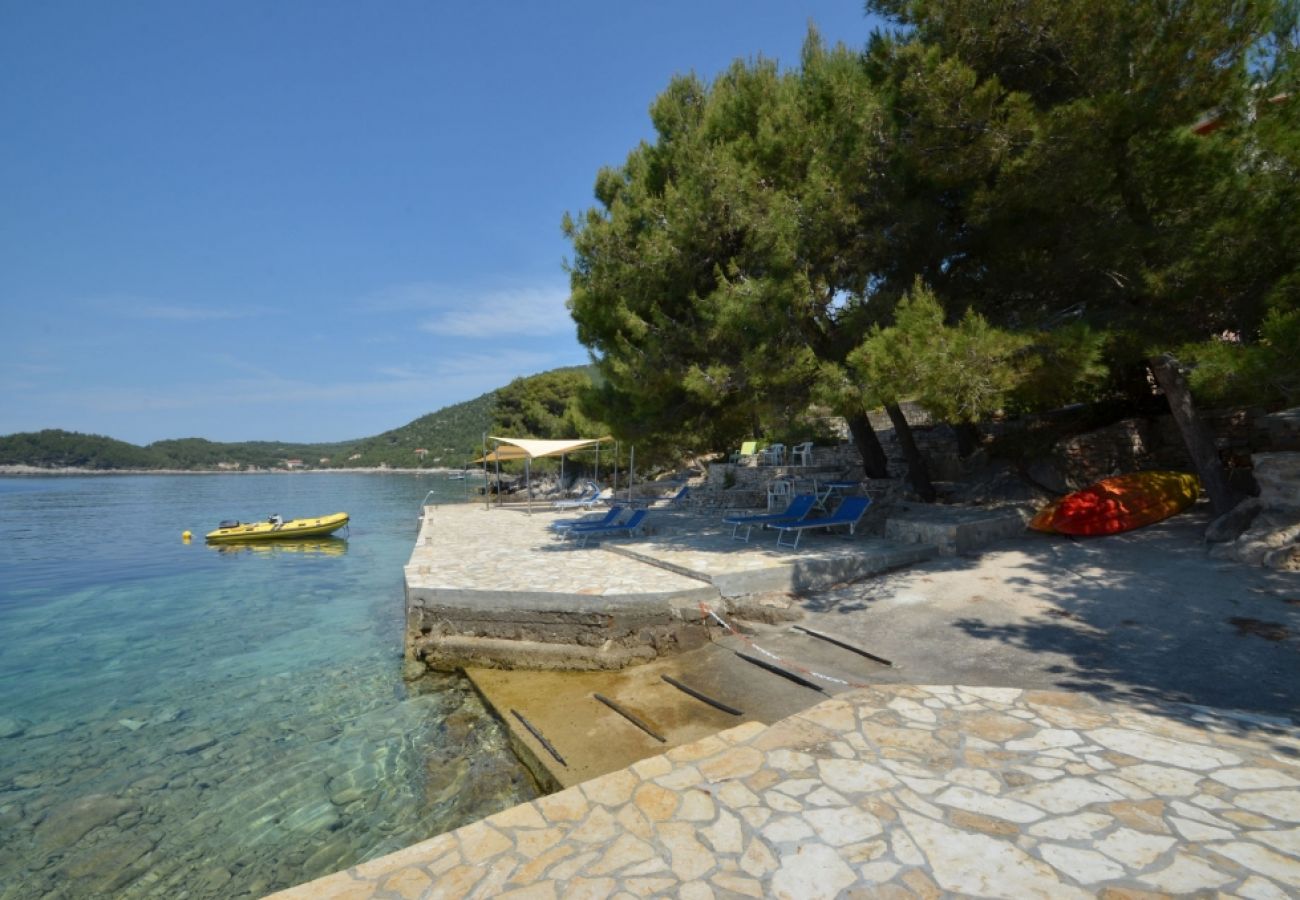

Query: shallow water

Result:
[0,474,537,898]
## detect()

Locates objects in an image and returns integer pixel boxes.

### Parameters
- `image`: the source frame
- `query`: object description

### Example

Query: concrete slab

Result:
[405,504,940,670]
[466,642,849,791]
[610,523,937,597]
[885,500,1032,555]
[406,505,713,598]
[405,505,723,670]
[800,509,1300,717]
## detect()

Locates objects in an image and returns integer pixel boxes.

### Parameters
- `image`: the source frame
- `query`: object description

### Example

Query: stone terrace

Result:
[404,502,939,671]
[269,683,1300,898]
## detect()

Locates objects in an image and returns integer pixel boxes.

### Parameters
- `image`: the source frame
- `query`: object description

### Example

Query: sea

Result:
[0,473,537,899]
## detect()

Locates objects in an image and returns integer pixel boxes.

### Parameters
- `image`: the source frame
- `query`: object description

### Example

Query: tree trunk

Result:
[1148,354,1241,517]
[954,422,981,458]
[846,411,890,479]
[886,402,937,502]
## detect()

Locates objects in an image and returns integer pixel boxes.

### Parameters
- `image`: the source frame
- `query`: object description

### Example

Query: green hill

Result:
[326,390,497,469]
[0,430,169,470]
[0,366,599,471]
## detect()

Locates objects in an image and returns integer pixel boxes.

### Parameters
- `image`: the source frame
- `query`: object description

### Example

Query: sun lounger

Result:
[629,484,690,508]
[771,496,872,549]
[549,505,623,537]
[729,441,760,464]
[722,494,817,542]
[552,481,602,510]
[566,509,649,547]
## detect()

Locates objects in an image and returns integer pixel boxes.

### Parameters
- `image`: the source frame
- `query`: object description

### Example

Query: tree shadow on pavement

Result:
[800,511,1300,750]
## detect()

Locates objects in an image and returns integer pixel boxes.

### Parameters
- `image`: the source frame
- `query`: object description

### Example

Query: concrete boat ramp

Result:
[403,502,1016,788]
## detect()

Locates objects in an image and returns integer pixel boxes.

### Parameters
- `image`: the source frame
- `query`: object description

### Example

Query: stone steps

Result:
[884,503,1032,556]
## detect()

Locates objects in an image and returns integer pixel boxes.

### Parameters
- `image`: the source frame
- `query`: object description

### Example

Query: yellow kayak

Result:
[205,512,350,543]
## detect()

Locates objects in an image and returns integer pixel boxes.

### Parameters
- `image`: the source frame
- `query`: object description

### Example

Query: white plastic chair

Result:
[762,443,786,466]
[791,442,814,466]
[766,478,793,511]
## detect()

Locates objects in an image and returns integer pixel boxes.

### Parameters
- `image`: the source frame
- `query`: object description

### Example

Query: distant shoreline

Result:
[0,465,484,477]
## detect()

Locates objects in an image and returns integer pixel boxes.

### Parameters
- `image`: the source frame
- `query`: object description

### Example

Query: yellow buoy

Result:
[182,531,192,541]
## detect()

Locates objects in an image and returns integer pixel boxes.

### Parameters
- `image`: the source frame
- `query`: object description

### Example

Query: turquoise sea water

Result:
[0,474,536,899]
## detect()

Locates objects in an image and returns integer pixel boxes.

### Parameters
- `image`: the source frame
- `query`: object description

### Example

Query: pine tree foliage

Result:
[492,368,604,439]
[848,280,1029,423]
[865,0,1297,365]
[565,33,901,470]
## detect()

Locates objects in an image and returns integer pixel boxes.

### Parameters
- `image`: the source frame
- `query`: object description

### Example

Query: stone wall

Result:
[1020,409,1267,494]
[406,605,710,672]
[699,404,1281,511]
[1256,406,1300,451]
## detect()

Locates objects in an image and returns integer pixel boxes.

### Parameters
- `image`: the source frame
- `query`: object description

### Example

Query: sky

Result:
[1,1,884,445]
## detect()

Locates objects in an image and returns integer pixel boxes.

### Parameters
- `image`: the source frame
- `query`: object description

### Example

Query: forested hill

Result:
[324,390,498,468]
[0,366,598,471]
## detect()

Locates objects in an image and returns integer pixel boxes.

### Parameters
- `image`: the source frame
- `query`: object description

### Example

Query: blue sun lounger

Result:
[722,494,817,542]
[550,505,623,538]
[629,484,690,508]
[566,508,649,547]
[771,496,872,549]
[552,481,602,510]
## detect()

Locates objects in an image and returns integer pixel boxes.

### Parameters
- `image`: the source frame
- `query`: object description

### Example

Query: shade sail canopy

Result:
[473,446,530,463]
[489,436,612,459]
[473,436,612,463]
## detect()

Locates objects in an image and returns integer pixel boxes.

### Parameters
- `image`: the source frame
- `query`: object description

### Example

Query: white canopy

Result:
[473,445,529,463]
[487,436,611,459]
[477,436,616,512]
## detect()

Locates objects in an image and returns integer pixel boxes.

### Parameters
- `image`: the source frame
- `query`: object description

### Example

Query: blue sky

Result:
[1,1,882,445]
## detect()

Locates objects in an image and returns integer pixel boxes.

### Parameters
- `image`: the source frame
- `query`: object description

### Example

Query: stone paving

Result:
[407,505,711,597]
[409,503,938,605]
[268,683,1300,899]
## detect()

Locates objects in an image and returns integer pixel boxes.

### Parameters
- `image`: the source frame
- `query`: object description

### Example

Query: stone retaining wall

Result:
[406,603,713,672]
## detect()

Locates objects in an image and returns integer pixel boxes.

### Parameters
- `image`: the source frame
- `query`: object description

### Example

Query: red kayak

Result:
[1030,471,1201,536]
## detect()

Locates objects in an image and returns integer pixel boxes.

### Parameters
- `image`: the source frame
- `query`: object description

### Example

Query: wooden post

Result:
[1148,354,1241,517]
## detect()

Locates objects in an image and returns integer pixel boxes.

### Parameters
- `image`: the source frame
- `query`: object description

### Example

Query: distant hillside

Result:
[0,430,170,470]
[0,429,359,471]
[329,390,497,468]
[149,437,353,470]
[336,365,597,468]
[0,366,599,471]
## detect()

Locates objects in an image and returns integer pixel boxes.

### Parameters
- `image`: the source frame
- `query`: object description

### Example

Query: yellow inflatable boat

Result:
[204,512,350,544]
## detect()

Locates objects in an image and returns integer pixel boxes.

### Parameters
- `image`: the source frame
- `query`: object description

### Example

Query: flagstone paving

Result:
[268,683,1300,899]
[406,505,713,597]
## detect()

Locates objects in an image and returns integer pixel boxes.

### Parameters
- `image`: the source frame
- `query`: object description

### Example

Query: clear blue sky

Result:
[1,1,882,445]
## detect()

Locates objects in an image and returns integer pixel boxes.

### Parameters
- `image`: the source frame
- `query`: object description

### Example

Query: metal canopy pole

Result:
[628,445,635,503]
[482,433,489,510]
[526,457,533,515]
[494,440,502,510]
